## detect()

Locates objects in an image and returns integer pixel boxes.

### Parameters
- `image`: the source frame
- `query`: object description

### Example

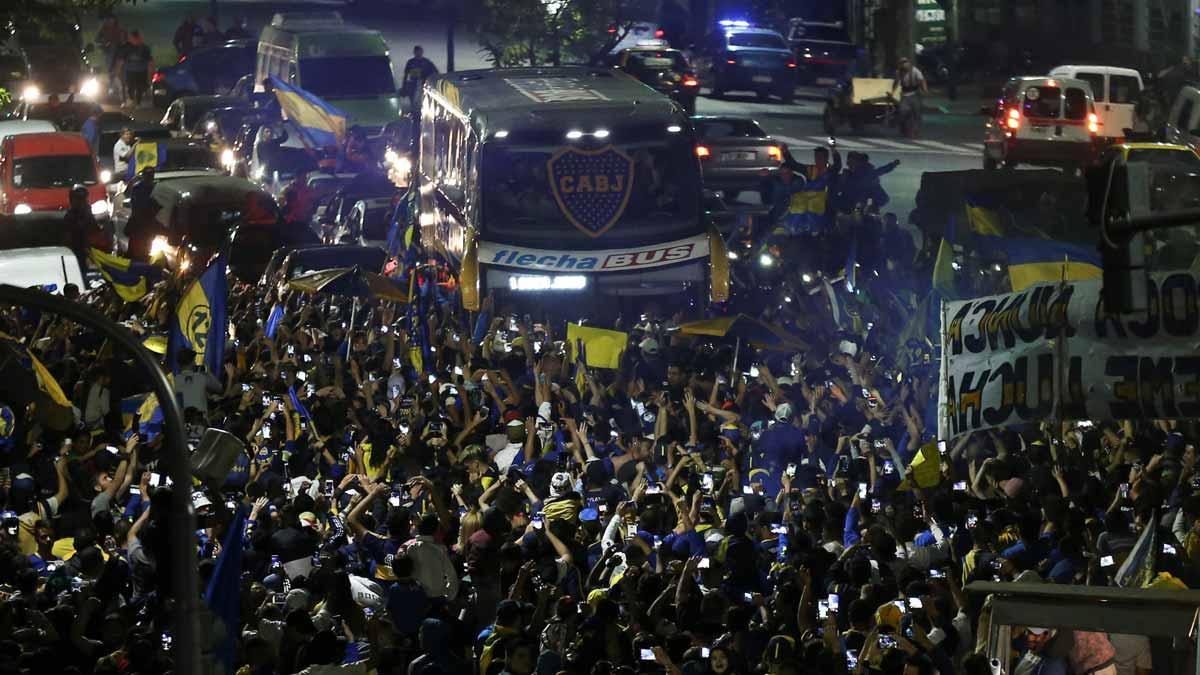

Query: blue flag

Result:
[265,303,285,339]
[205,505,247,672]
[288,386,313,423]
[168,255,228,375]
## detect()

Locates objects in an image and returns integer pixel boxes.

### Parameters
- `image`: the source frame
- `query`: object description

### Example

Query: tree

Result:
[3,0,137,32]
[465,0,647,68]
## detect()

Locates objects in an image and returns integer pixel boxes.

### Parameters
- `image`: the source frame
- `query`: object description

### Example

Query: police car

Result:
[694,20,797,103]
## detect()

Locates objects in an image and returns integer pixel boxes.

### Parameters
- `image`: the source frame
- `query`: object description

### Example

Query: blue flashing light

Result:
[718,19,751,28]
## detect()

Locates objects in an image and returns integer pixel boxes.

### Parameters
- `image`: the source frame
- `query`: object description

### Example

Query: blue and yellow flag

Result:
[167,255,227,374]
[269,75,348,149]
[963,193,1007,237]
[995,238,1102,292]
[127,141,167,181]
[89,248,162,302]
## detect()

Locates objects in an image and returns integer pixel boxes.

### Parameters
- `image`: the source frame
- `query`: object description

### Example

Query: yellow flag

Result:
[566,323,628,370]
[899,441,943,490]
[134,141,160,175]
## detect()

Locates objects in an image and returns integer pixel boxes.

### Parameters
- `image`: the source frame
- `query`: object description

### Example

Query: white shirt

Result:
[113,138,133,175]
[404,534,460,600]
[493,442,523,472]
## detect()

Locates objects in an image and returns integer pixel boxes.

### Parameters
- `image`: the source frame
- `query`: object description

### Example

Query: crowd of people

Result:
[0,16,1185,675]
[0,184,1186,675]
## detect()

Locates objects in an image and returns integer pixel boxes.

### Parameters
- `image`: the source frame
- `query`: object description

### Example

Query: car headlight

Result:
[396,156,412,176]
[253,165,265,181]
[21,85,39,101]
[91,200,109,217]
[13,203,33,215]
[80,77,100,99]
[99,169,112,183]
[758,253,775,268]
[221,148,235,169]
[149,235,174,259]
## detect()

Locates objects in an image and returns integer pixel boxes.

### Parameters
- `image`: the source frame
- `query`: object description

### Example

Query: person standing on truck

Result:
[401,46,438,112]
[893,56,928,138]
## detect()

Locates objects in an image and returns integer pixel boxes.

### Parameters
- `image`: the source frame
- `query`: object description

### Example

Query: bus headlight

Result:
[508,275,588,291]
[21,85,39,101]
[91,200,109,217]
[80,77,100,99]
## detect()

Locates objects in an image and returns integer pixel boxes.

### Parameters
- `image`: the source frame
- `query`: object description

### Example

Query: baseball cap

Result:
[550,472,572,498]
[299,512,320,531]
[774,403,793,421]
[1026,627,1049,635]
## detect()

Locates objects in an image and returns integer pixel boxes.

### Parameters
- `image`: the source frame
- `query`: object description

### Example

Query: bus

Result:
[256,12,402,135]
[417,66,729,310]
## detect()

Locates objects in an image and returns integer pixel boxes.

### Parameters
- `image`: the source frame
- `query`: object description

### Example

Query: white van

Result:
[983,76,1099,171]
[0,119,56,140]
[1048,65,1142,141]
[256,11,401,135]
[0,246,84,294]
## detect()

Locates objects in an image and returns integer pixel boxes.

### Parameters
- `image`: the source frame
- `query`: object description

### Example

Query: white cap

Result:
[550,471,572,497]
[640,337,660,355]
[774,403,793,421]
[838,339,858,357]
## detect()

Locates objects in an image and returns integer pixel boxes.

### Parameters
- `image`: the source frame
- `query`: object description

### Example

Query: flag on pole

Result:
[167,255,228,375]
[268,75,348,149]
[204,505,247,672]
[1114,514,1158,588]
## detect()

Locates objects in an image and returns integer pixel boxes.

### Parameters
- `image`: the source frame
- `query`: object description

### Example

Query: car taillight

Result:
[607,25,617,34]
[696,145,711,159]
[654,28,665,38]
[178,55,187,63]
[1088,112,1100,134]
[151,71,164,84]
[1006,108,1020,130]
[726,58,737,65]
[787,58,797,68]
[682,75,698,87]
[767,145,783,162]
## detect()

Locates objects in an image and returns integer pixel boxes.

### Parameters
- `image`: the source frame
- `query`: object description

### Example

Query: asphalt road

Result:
[694,88,982,242]
[96,0,983,242]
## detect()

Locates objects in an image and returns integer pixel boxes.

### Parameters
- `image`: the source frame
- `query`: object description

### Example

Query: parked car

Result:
[0,120,58,139]
[152,39,256,108]
[8,100,101,131]
[693,20,796,102]
[0,132,107,219]
[786,18,857,86]
[692,115,784,200]
[613,47,699,114]
[332,196,393,248]
[160,95,248,137]
[0,246,84,293]
[112,172,289,281]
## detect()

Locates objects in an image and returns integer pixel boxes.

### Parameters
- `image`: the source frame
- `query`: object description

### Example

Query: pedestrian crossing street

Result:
[772,134,980,157]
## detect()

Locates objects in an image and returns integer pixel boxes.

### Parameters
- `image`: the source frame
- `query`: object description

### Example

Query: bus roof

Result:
[428,67,681,136]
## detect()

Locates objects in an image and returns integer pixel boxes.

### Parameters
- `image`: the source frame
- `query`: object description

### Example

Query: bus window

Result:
[299,55,395,98]
[481,128,700,246]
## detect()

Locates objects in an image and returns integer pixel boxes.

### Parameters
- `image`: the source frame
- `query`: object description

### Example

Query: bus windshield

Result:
[300,56,395,98]
[481,127,702,248]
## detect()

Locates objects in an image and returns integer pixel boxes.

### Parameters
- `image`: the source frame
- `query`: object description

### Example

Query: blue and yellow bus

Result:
[416,66,728,309]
